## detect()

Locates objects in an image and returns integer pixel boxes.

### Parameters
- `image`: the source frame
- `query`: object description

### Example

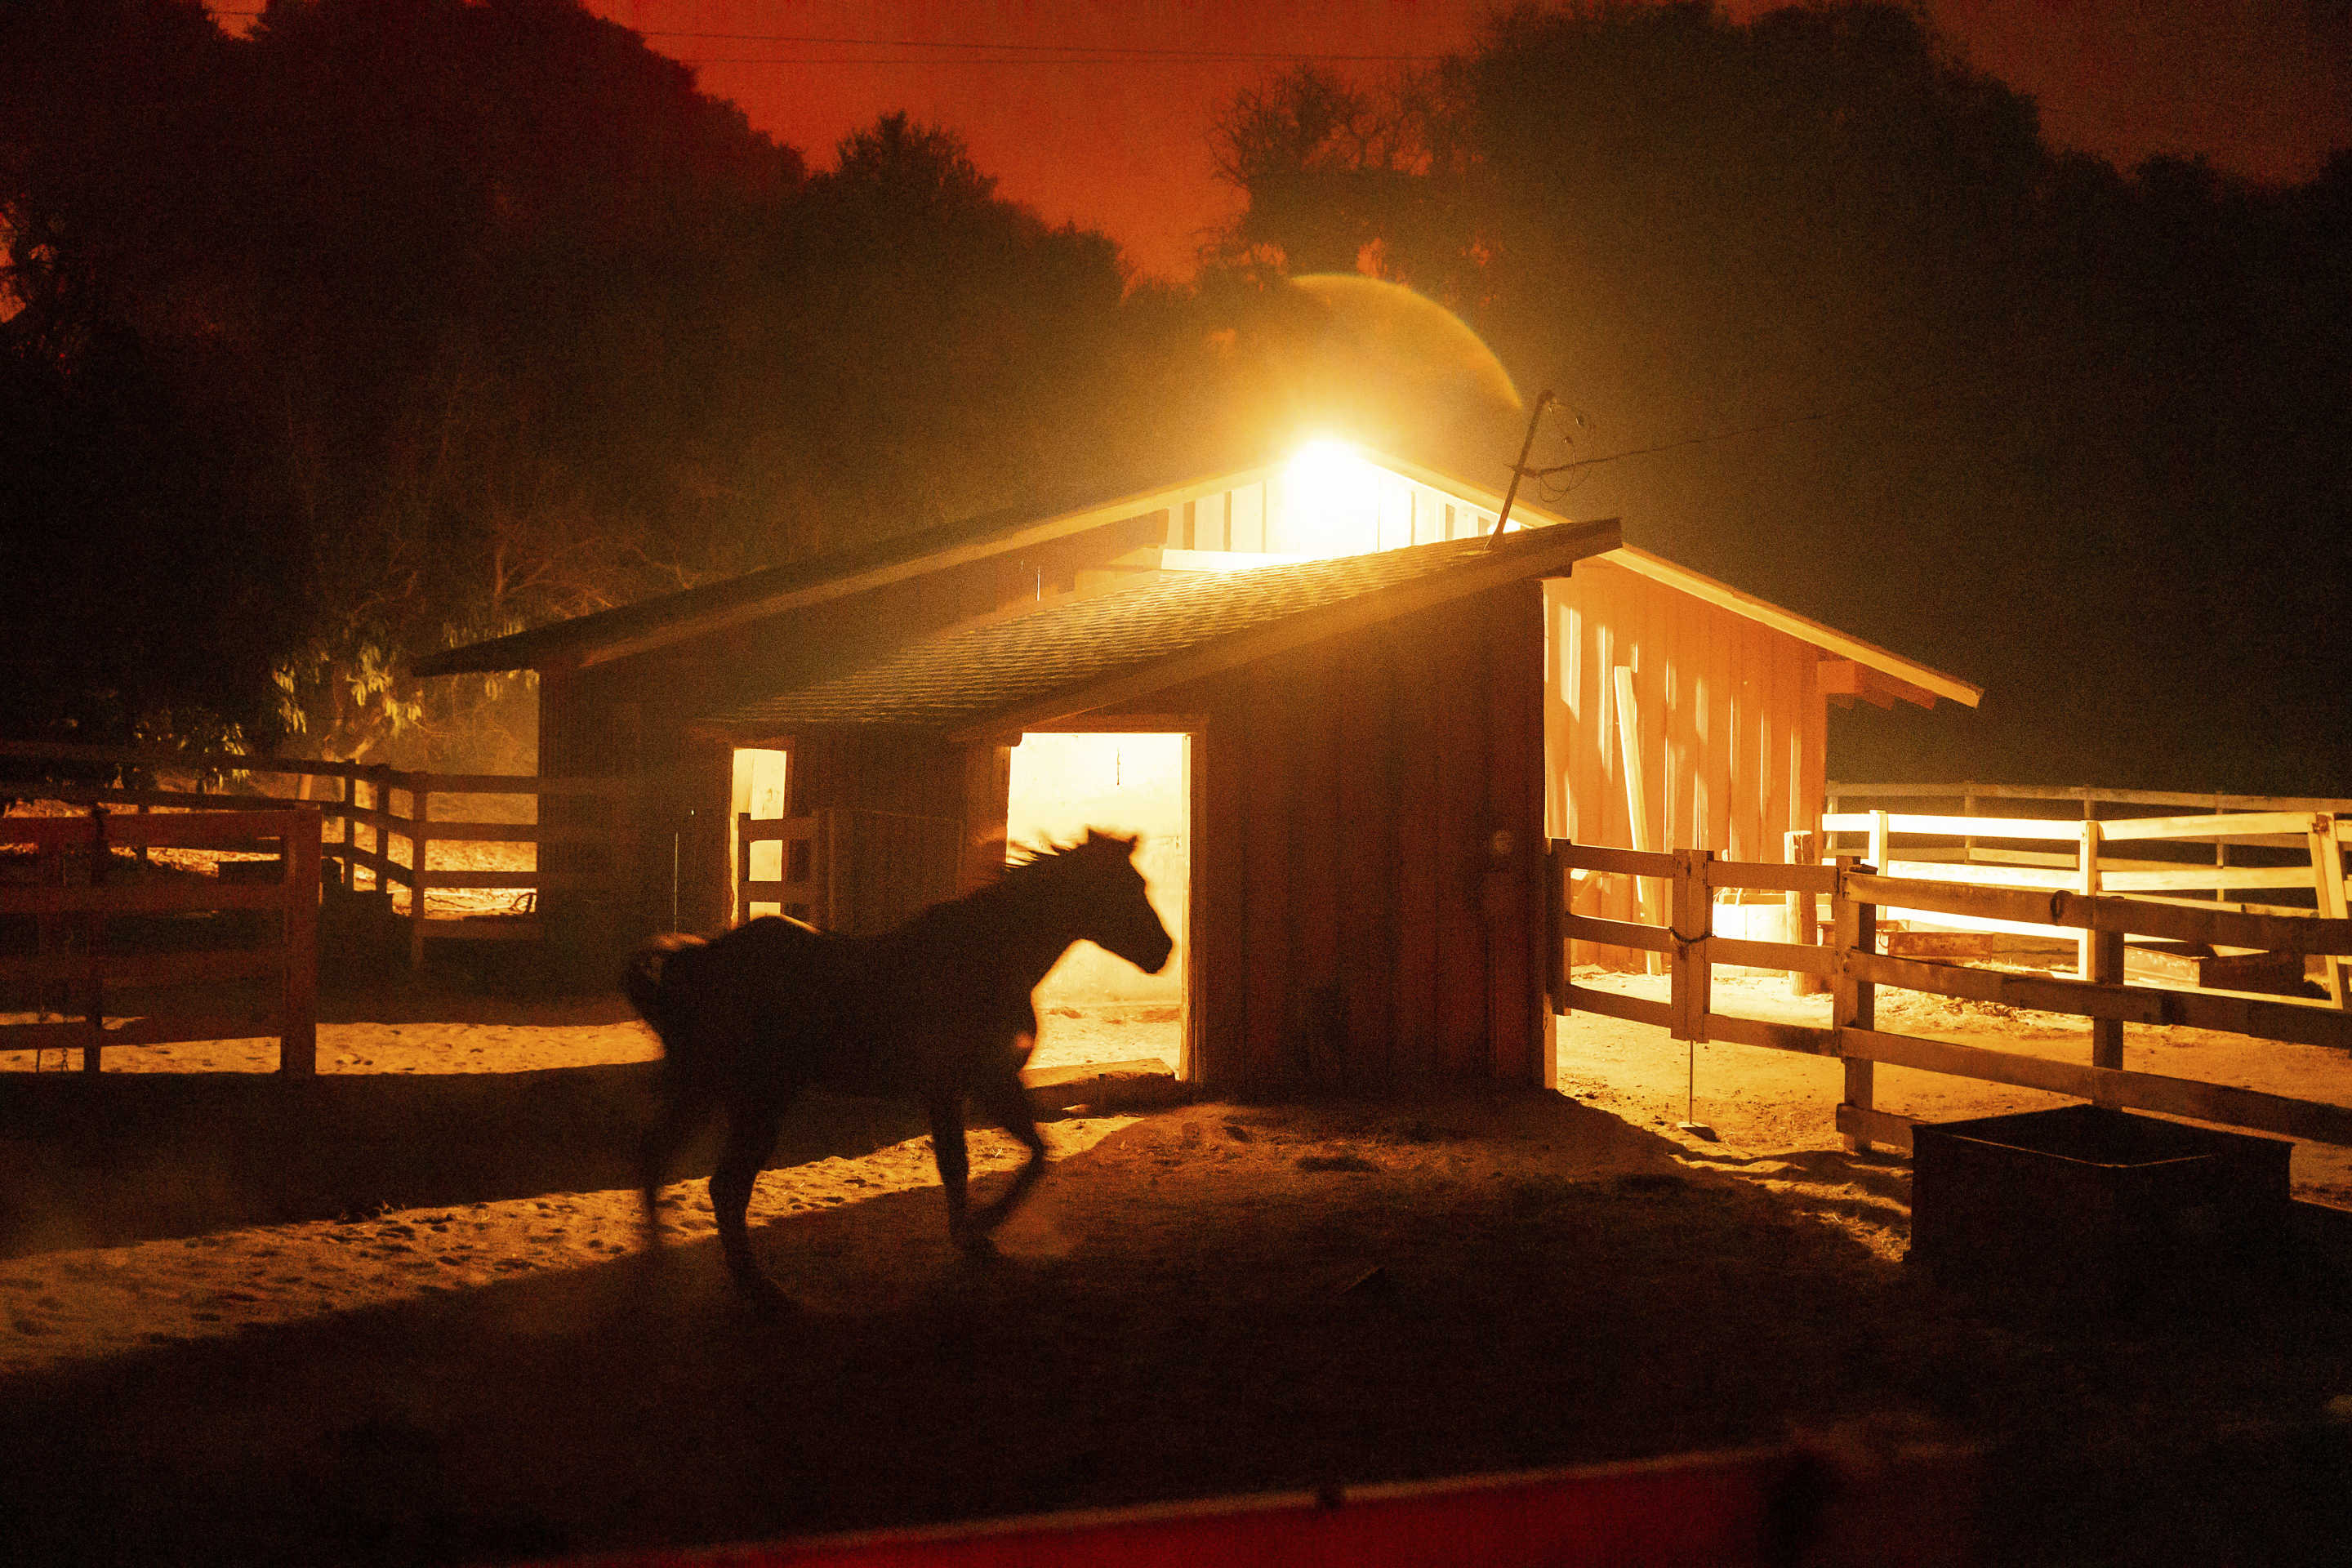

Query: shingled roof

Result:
[701,519,1621,744]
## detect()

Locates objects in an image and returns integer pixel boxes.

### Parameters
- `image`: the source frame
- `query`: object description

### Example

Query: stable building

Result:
[415,441,1978,1093]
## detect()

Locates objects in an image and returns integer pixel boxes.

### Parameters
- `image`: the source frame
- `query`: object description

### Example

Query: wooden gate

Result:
[0,807,320,1073]
[0,740,637,966]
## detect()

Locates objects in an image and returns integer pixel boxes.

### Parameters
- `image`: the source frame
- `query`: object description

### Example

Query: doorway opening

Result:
[1004,731,1191,1078]
[730,746,790,921]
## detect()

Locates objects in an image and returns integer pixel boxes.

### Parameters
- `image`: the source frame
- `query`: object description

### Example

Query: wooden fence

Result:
[1817,788,2352,1009]
[1828,779,2352,818]
[1551,840,2352,1156]
[0,807,319,1073]
[1,740,634,965]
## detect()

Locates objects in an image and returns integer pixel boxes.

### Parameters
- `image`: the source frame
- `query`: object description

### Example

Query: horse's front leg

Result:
[710,1099,795,1312]
[963,1062,1050,1237]
[927,1093,990,1254]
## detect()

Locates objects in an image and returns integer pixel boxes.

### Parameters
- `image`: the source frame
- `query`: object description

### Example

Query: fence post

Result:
[1784,829,1824,997]
[82,805,107,1075]
[34,822,62,1030]
[2077,817,2104,981]
[1545,840,1569,1019]
[281,808,319,1076]
[1832,853,1877,1152]
[2310,813,2350,1009]
[736,810,753,928]
[1668,847,1713,1041]
[1869,810,1891,883]
[370,764,393,894]
[335,771,352,890]
[408,773,431,969]
[2212,791,2228,903]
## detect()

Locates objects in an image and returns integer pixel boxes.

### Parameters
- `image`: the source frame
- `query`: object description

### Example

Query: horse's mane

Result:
[988,831,1134,901]
[1004,836,1092,871]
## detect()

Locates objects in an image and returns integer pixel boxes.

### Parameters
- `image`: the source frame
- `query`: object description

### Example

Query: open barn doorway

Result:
[1005,732,1191,1079]
[730,747,791,921]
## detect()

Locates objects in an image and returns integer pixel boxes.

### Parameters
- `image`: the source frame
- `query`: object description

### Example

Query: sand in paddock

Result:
[1,986,2349,1566]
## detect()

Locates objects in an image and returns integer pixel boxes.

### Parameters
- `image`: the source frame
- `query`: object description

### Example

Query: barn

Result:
[415,439,1978,1093]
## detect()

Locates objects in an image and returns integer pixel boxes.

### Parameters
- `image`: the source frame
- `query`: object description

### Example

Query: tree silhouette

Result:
[1,2,1224,767]
[1210,2,2352,792]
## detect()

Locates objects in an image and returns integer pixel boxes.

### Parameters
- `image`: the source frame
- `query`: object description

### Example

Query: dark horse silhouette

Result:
[625,829,1174,1307]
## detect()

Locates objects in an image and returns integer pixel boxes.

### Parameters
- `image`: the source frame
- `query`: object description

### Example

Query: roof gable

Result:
[1593,546,1982,707]
[412,441,1978,710]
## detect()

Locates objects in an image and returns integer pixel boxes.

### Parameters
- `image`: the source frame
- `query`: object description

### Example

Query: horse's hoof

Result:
[732,1276,802,1316]
[956,1232,1001,1262]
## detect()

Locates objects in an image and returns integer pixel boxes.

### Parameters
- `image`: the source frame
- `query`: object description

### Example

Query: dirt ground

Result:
[3,973,2352,1566]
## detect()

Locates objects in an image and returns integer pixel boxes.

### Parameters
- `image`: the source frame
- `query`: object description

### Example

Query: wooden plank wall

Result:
[535,662,648,935]
[1544,562,1825,960]
[782,729,979,936]
[1165,581,1548,1093]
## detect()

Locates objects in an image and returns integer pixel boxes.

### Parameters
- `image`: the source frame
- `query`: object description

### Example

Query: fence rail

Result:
[2,741,635,965]
[1826,779,2352,814]
[1551,839,2352,1157]
[0,807,318,1073]
[737,812,829,928]
[1812,793,2352,1010]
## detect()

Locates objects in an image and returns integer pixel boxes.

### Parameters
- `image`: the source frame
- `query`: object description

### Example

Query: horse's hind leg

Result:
[638,1079,713,1250]
[963,1067,1050,1238]
[710,1099,794,1309]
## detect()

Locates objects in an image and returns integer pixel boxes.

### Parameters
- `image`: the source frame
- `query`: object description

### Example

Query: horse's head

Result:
[1056,829,1174,975]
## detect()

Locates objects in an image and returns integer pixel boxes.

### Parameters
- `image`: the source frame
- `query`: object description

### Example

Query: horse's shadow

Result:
[0,1065,932,1258]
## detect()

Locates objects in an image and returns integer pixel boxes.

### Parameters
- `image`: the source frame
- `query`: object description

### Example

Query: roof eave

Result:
[1596,544,1982,708]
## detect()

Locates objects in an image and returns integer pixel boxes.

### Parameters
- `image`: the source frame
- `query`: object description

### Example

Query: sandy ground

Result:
[2,978,2350,1565]
[0,996,1176,1374]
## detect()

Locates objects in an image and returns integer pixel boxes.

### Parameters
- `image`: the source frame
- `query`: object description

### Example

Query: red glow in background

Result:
[568,1,2351,278]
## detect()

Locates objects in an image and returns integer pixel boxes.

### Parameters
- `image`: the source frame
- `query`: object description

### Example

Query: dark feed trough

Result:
[1911,1104,2292,1310]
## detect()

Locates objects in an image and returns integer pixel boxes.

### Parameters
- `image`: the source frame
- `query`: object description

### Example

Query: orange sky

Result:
[221,2,2352,278]
[584,0,1490,276]
[583,0,2351,278]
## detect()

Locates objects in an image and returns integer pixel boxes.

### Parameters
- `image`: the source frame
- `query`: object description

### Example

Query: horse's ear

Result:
[1082,827,1140,856]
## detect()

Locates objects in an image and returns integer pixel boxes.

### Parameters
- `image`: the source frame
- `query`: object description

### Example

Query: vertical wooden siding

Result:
[1172,581,1548,1093]
[1544,562,1825,951]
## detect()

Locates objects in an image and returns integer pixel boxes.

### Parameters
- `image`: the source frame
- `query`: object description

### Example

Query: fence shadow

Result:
[0,1067,930,1257]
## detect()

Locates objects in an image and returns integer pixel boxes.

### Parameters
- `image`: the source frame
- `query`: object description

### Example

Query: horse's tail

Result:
[624,933,708,1052]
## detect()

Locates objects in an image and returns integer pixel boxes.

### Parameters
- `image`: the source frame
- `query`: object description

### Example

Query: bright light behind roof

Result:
[1287,438,1378,492]
[1282,439,1383,558]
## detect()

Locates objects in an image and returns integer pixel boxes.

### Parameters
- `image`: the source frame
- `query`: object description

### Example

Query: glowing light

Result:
[1280,439,1383,558]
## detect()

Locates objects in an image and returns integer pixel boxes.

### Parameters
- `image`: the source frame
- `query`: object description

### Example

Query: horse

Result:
[624,829,1174,1308]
